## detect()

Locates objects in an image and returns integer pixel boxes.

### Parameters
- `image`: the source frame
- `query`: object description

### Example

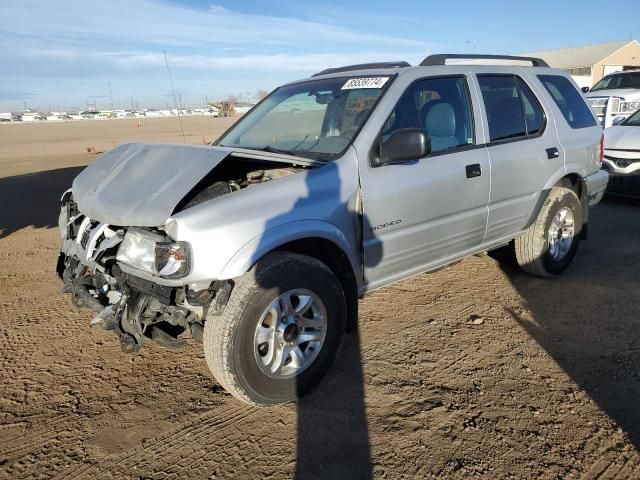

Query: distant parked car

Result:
[584,70,640,128]
[603,108,640,197]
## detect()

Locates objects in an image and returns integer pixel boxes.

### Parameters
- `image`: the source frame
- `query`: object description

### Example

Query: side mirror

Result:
[372,128,429,167]
[581,86,590,93]
[612,116,626,126]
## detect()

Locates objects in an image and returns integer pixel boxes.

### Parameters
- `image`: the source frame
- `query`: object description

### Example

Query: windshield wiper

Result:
[229,144,330,163]
[259,145,297,155]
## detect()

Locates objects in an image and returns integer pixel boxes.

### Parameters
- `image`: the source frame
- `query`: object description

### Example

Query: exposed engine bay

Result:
[57,155,307,352]
[176,156,303,212]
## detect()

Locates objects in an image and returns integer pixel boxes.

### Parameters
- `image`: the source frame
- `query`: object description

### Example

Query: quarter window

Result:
[382,76,474,153]
[477,75,545,142]
[537,75,597,129]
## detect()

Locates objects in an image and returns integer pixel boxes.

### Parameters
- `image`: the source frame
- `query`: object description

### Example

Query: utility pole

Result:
[108,80,114,109]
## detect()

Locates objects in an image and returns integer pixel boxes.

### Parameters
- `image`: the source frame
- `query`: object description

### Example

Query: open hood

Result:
[72,143,230,227]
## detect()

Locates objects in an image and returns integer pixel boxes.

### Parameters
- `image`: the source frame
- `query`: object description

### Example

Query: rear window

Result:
[537,75,597,129]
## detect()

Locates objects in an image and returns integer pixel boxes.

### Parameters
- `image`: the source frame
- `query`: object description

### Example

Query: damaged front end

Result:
[56,190,229,352]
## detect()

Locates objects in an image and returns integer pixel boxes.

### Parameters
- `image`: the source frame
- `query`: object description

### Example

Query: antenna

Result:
[163,50,186,144]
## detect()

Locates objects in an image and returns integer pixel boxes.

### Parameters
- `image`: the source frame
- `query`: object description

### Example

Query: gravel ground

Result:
[0,118,638,479]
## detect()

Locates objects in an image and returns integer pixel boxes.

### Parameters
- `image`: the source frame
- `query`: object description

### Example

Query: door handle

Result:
[465,163,482,178]
[546,147,560,159]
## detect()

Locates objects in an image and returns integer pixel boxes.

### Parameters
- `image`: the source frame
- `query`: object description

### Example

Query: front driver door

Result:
[359,75,490,291]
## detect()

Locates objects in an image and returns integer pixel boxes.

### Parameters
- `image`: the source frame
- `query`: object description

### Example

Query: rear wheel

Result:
[515,186,583,277]
[203,252,346,406]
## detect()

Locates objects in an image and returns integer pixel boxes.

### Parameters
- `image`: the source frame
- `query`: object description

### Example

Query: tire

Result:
[514,186,583,277]
[203,252,346,406]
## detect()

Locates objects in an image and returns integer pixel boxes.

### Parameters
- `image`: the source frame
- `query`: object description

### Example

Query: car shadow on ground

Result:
[0,166,85,239]
[250,160,378,479]
[294,332,372,479]
[490,195,640,449]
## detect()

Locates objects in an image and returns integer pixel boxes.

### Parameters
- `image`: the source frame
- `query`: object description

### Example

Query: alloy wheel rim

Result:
[253,288,327,379]
[548,207,575,261]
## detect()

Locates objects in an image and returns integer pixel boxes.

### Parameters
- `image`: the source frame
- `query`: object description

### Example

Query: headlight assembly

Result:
[155,242,190,278]
[116,228,190,278]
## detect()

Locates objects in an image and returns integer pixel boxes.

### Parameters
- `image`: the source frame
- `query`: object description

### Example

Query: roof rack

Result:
[420,54,549,68]
[312,61,411,77]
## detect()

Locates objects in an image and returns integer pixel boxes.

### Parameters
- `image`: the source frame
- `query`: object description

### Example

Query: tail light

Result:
[598,134,604,166]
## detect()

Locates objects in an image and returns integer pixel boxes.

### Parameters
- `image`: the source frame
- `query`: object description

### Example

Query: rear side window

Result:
[477,75,545,142]
[537,75,597,129]
[517,78,544,135]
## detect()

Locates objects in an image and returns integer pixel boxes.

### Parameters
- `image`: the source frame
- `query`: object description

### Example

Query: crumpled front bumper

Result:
[585,169,609,206]
[56,195,212,352]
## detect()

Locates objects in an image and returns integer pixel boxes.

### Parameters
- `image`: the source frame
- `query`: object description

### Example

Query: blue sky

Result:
[0,0,638,112]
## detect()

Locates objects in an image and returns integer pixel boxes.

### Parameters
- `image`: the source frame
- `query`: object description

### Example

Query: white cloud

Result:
[208,4,227,14]
[0,0,441,109]
[0,0,433,50]
[115,51,430,72]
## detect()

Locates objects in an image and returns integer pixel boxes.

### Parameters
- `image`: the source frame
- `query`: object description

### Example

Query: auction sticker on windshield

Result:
[342,77,389,89]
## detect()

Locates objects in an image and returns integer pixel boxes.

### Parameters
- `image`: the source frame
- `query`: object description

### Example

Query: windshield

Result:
[216,76,393,160]
[623,108,640,126]
[591,72,640,91]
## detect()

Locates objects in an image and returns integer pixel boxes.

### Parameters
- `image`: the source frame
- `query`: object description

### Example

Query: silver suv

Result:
[57,54,609,406]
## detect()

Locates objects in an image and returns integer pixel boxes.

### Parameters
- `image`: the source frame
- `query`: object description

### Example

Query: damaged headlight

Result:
[155,242,190,278]
[116,228,190,278]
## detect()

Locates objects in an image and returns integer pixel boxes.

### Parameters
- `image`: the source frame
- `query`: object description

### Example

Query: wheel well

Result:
[556,173,589,238]
[557,173,583,198]
[275,238,359,333]
[525,174,589,233]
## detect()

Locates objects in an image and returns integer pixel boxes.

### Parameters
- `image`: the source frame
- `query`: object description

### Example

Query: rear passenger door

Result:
[475,74,564,242]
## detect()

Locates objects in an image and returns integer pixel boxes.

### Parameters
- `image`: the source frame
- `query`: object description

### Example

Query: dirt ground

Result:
[1,118,639,479]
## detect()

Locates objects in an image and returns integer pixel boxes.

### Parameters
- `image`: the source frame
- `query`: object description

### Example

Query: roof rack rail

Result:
[312,61,411,77]
[420,54,549,68]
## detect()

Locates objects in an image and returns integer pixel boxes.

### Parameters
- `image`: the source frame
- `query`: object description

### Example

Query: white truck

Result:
[584,70,640,128]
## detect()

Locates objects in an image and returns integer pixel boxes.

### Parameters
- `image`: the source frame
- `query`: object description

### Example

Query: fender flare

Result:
[219,219,360,282]
[524,168,588,232]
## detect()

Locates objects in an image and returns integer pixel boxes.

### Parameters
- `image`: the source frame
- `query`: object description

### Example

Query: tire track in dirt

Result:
[58,402,280,479]
[0,412,80,459]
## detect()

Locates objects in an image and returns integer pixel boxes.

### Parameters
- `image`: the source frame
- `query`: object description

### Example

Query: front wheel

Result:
[203,252,346,406]
[514,186,583,277]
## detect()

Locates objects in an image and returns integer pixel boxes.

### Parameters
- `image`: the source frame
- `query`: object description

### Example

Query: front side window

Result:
[216,76,392,160]
[382,76,474,153]
[537,74,597,129]
[477,75,545,142]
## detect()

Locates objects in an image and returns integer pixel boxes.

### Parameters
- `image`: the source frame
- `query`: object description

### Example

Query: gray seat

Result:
[423,102,458,152]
